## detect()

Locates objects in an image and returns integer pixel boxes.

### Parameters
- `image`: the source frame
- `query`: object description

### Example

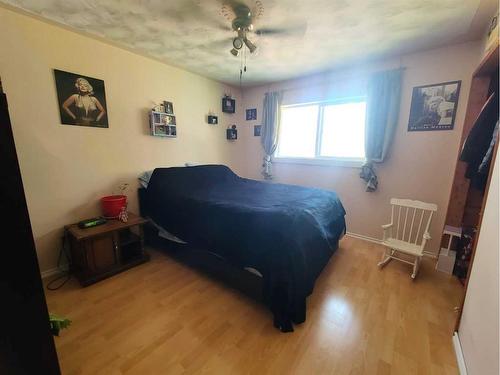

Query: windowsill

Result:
[272,156,365,168]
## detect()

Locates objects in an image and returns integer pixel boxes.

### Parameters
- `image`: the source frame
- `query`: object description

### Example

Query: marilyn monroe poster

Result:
[54,69,108,128]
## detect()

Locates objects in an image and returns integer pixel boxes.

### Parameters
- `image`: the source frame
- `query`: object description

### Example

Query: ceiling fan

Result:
[219,0,306,57]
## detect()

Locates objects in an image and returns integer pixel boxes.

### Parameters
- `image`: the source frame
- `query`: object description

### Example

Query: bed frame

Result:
[138,188,264,302]
[138,187,342,331]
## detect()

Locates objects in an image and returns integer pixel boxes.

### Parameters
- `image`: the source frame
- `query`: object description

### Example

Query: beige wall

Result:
[238,42,482,254]
[0,7,242,273]
[0,5,486,274]
[458,148,499,375]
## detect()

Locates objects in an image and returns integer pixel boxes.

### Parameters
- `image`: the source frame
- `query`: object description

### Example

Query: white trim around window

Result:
[274,97,367,167]
[272,156,365,168]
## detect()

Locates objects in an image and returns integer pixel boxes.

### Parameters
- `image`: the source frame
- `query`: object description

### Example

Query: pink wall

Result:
[236,41,482,254]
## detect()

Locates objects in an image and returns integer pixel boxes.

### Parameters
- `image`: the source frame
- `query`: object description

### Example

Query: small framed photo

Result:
[226,125,237,140]
[207,115,218,124]
[254,125,262,136]
[222,97,235,113]
[408,81,461,131]
[153,112,162,123]
[246,108,257,120]
[164,115,176,125]
[163,101,174,115]
[155,125,168,136]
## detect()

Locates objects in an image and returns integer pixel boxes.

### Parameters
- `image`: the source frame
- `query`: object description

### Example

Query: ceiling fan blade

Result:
[251,0,264,21]
[255,24,307,37]
[201,38,234,50]
[207,19,233,31]
[161,0,232,31]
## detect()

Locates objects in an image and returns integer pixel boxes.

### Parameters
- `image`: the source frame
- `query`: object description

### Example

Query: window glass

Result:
[276,105,319,158]
[320,102,366,158]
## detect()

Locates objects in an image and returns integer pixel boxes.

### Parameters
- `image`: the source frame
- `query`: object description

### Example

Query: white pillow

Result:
[184,162,203,166]
[139,163,207,188]
[138,170,153,188]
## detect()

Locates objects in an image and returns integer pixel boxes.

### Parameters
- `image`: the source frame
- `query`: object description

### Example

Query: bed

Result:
[138,164,346,332]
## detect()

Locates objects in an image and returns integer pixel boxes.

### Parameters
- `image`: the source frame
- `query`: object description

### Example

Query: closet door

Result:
[0,92,61,374]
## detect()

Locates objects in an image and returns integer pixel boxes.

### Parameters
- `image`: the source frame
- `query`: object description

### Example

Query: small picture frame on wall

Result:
[254,125,262,136]
[163,101,174,115]
[207,115,218,124]
[164,115,176,125]
[408,80,461,131]
[222,97,235,113]
[150,111,177,137]
[226,125,237,140]
[246,108,257,121]
[155,125,168,136]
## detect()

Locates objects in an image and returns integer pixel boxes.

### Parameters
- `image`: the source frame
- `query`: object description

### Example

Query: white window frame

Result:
[274,97,367,168]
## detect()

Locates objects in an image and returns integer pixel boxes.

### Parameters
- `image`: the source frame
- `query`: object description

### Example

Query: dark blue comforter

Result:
[145,165,346,331]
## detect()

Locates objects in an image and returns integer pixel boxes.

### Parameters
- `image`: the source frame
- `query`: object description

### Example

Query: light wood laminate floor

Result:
[45,236,462,374]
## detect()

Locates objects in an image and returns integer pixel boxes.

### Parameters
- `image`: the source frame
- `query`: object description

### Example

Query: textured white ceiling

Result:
[0,0,492,85]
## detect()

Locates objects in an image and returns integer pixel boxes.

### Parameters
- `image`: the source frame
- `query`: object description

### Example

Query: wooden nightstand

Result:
[66,212,150,286]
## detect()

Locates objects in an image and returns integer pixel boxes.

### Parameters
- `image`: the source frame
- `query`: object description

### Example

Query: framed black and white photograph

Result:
[54,69,108,128]
[226,125,237,140]
[246,108,257,120]
[408,81,461,131]
[155,125,168,136]
[254,125,262,136]
[163,101,174,115]
[165,114,176,125]
[207,115,218,124]
[222,97,235,113]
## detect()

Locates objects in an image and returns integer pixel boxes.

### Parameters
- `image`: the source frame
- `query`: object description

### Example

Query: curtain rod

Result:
[267,67,406,95]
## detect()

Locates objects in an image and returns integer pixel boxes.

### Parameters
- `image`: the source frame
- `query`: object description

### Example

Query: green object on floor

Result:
[49,314,71,336]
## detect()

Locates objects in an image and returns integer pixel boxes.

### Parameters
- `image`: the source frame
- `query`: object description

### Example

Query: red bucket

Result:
[100,195,127,218]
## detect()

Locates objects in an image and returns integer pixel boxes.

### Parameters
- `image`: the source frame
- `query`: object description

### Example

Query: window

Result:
[275,99,366,163]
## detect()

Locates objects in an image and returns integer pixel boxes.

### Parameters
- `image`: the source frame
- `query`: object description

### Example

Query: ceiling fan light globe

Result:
[244,38,257,53]
[233,37,243,49]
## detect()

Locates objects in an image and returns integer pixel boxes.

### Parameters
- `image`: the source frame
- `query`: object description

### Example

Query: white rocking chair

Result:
[378,198,437,279]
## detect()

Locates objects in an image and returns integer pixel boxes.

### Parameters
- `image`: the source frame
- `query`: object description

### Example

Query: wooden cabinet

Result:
[66,213,149,286]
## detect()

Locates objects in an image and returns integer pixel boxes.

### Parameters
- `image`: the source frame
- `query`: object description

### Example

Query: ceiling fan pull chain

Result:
[239,49,243,87]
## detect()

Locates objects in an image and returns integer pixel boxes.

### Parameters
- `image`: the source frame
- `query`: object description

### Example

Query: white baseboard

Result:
[346,231,382,244]
[453,332,468,375]
[41,265,68,279]
[346,231,438,258]
[423,251,438,259]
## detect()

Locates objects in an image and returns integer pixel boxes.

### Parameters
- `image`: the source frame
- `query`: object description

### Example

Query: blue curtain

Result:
[360,69,402,191]
[261,91,281,179]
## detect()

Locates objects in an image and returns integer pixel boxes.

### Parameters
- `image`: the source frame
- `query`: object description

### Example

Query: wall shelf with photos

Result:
[149,110,177,138]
